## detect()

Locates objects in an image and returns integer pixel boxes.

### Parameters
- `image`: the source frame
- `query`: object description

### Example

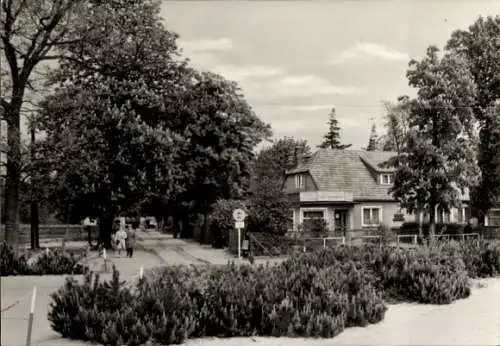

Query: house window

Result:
[488,209,500,226]
[437,207,451,224]
[362,207,381,227]
[380,174,393,185]
[295,174,305,189]
[303,211,325,220]
[302,210,325,232]
[456,207,467,224]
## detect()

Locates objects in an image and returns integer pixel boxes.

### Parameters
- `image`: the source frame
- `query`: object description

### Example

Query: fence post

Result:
[461,234,465,242]
[413,235,417,245]
[25,286,37,346]
[323,238,326,249]
[342,237,345,245]
[103,248,108,272]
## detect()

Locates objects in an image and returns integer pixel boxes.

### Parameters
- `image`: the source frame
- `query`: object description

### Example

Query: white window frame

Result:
[295,174,305,189]
[380,173,393,185]
[361,206,382,227]
[299,207,327,224]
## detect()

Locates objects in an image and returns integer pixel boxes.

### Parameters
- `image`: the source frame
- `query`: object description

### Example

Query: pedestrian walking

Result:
[115,226,128,256]
[125,225,137,258]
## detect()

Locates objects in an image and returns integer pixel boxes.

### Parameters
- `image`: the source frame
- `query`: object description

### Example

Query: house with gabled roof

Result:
[283,149,471,235]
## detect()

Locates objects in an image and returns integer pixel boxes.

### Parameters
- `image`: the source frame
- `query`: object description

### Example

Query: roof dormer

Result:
[379,173,394,185]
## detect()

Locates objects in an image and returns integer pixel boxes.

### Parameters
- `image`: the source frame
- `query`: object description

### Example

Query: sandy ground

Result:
[2,243,500,346]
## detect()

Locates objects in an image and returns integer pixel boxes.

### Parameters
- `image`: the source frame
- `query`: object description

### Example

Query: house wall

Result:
[294,204,352,232]
[352,202,415,230]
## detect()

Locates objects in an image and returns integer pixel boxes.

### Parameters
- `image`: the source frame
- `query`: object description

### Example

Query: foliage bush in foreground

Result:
[49,258,387,345]
[436,239,500,278]
[49,239,500,345]
[0,242,87,276]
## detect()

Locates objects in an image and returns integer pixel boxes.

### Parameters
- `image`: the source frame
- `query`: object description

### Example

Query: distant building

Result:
[283,149,470,235]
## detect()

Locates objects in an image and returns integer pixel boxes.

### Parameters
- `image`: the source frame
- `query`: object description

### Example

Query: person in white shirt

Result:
[115,227,128,256]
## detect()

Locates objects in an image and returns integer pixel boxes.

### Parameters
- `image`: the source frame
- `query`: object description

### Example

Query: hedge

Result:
[46,239,500,346]
[0,242,87,276]
[399,222,465,236]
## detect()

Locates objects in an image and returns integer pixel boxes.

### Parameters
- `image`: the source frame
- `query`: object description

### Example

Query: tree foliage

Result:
[31,0,271,244]
[386,46,479,241]
[317,108,352,150]
[380,96,413,153]
[163,71,271,238]
[1,0,174,243]
[446,15,500,221]
[246,137,310,234]
[366,123,379,151]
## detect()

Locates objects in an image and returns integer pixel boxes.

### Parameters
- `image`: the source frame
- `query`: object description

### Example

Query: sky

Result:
[160,0,499,149]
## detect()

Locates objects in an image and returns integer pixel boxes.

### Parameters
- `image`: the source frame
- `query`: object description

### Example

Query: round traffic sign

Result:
[232,208,247,222]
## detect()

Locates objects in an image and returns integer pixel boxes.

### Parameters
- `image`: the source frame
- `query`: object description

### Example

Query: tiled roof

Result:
[286,149,471,201]
[286,149,398,201]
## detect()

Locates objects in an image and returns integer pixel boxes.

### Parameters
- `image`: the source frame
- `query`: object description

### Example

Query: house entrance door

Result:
[334,210,348,236]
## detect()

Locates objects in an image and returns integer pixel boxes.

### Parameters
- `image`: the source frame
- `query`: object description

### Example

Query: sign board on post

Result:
[233,209,247,259]
[233,209,246,222]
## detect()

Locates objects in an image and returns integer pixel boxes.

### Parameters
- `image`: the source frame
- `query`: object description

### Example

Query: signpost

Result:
[232,209,247,259]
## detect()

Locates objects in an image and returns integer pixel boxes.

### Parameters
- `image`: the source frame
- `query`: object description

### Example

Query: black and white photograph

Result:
[1,0,500,345]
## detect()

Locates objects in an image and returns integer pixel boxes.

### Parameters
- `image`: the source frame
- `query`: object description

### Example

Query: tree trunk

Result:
[428,205,436,246]
[4,109,21,244]
[30,125,39,249]
[203,212,210,244]
[418,209,423,243]
[30,201,39,250]
[99,212,114,249]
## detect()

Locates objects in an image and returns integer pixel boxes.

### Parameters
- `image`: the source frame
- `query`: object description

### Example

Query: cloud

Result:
[258,104,333,115]
[185,52,220,69]
[178,38,234,53]
[211,65,284,81]
[242,74,364,101]
[328,42,409,65]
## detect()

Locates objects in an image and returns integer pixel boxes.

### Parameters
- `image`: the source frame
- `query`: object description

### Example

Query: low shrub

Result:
[399,222,465,236]
[287,245,471,304]
[439,239,500,278]
[378,248,470,304]
[249,232,296,256]
[49,254,386,345]
[0,242,29,276]
[50,241,499,345]
[0,242,87,276]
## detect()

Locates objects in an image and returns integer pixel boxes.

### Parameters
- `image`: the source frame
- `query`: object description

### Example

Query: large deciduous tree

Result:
[32,0,189,246]
[163,71,271,238]
[1,0,86,243]
[317,108,352,150]
[1,0,171,243]
[446,15,500,223]
[37,77,185,248]
[247,137,310,234]
[386,46,479,243]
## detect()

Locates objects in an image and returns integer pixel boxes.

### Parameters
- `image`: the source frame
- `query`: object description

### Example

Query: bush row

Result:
[49,259,386,346]
[48,240,500,346]
[0,242,87,276]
